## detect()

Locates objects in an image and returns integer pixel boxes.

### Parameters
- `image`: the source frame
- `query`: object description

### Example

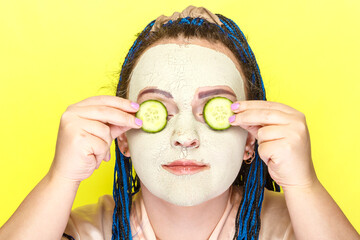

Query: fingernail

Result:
[107,152,111,161]
[229,115,236,123]
[231,102,239,111]
[135,118,143,126]
[131,102,139,110]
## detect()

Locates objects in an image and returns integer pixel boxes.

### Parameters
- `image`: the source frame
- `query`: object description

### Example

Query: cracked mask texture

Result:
[125,44,248,206]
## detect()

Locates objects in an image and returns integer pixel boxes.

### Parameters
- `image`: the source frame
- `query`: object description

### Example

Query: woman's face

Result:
[123,37,248,206]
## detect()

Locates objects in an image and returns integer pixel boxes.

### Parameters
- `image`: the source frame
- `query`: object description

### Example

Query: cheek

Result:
[125,123,247,182]
[125,129,170,168]
[204,126,247,153]
[204,127,247,172]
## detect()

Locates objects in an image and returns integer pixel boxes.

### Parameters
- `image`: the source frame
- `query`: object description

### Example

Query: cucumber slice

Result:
[136,100,168,133]
[203,97,234,130]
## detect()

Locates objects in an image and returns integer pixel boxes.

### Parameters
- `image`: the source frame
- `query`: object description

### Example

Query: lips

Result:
[162,159,210,176]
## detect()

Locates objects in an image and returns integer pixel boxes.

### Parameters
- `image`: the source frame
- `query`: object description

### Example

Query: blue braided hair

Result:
[112,14,280,240]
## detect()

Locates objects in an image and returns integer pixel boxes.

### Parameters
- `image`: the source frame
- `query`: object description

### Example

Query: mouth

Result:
[161,159,210,176]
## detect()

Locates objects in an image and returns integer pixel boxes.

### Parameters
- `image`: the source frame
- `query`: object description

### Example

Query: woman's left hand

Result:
[229,100,318,189]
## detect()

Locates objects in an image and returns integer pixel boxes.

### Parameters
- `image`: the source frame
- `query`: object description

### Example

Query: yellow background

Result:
[1,0,359,232]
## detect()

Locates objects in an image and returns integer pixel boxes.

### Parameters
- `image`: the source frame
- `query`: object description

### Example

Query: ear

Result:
[117,132,131,157]
[243,132,256,160]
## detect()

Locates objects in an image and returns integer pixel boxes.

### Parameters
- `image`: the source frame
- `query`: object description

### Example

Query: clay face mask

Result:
[125,43,248,206]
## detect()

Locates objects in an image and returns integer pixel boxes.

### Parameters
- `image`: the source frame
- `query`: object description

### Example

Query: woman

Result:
[0,6,358,240]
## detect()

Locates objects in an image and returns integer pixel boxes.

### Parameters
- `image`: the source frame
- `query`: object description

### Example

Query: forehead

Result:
[127,43,245,103]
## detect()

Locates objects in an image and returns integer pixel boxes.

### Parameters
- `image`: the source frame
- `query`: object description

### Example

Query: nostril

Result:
[173,139,199,148]
[188,139,200,148]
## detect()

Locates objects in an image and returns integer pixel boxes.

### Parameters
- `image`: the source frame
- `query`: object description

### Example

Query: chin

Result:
[155,182,228,207]
[140,168,236,207]
[162,192,213,207]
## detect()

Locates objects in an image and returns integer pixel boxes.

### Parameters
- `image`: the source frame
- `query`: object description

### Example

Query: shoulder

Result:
[261,188,289,217]
[259,189,296,240]
[62,195,114,240]
[70,194,114,218]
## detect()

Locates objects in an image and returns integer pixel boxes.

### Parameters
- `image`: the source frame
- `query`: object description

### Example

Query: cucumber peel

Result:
[136,100,168,133]
[203,97,234,130]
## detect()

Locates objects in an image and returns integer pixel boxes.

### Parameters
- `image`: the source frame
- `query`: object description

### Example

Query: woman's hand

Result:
[49,95,142,182]
[229,100,318,189]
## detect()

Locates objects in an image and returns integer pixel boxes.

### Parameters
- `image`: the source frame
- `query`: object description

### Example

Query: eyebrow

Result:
[198,89,236,99]
[138,88,174,99]
[137,88,236,100]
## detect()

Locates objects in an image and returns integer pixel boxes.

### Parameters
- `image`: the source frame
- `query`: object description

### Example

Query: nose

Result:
[171,128,200,149]
[173,138,200,148]
[171,111,200,149]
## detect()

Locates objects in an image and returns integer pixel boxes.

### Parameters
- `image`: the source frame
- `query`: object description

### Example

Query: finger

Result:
[257,138,286,166]
[95,149,111,169]
[257,140,275,166]
[95,159,102,169]
[108,124,132,139]
[81,120,113,146]
[231,100,299,115]
[83,132,110,168]
[239,125,262,140]
[71,105,142,129]
[103,150,111,162]
[257,125,286,145]
[230,109,294,126]
[72,95,140,113]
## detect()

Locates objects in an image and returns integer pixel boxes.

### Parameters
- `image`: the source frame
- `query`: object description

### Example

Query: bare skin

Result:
[119,37,360,239]
[0,36,359,240]
[117,36,254,239]
[0,96,143,240]
[141,184,232,240]
[229,100,360,240]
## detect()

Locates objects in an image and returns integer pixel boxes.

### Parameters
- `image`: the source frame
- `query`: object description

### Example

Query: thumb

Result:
[238,124,261,140]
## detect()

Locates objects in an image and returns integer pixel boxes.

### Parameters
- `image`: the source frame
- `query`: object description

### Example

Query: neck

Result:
[140,182,231,240]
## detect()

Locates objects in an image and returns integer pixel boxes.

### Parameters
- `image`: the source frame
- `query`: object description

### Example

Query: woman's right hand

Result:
[49,95,142,182]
